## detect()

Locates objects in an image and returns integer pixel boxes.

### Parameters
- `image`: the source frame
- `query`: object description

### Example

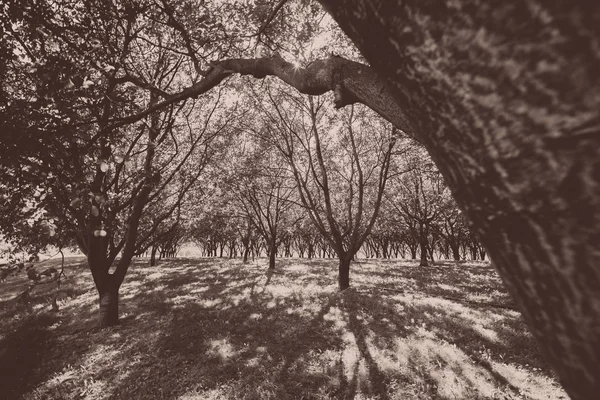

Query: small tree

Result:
[262,91,397,289]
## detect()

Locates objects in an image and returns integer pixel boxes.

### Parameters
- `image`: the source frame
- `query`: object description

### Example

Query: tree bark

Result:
[243,245,250,263]
[317,1,600,398]
[268,243,276,270]
[150,245,158,267]
[451,244,461,262]
[418,223,429,267]
[98,286,119,327]
[419,237,428,267]
[338,256,351,291]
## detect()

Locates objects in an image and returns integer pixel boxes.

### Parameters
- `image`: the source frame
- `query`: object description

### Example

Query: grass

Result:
[0,257,567,400]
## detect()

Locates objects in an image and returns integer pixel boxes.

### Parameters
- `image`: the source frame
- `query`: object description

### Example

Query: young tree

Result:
[260,90,397,289]
[387,153,449,266]
[227,137,296,269]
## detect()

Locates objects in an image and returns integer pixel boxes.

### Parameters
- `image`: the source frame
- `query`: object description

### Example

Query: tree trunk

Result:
[268,243,276,270]
[409,245,417,260]
[338,256,351,291]
[149,245,158,267]
[243,245,250,263]
[419,238,428,267]
[98,286,119,327]
[317,2,600,398]
[451,243,461,261]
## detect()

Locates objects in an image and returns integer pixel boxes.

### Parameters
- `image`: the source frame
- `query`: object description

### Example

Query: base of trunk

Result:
[269,248,276,270]
[338,258,351,291]
[99,289,119,327]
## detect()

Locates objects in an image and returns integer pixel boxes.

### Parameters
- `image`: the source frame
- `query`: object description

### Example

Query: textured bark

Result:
[243,246,250,263]
[98,286,119,327]
[419,238,428,267]
[317,1,600,398]
[149,245,158,267]
[338,257,351,291]
[268,243,276,270]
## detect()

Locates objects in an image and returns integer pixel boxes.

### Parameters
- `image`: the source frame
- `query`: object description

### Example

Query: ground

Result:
[0,257,567,400]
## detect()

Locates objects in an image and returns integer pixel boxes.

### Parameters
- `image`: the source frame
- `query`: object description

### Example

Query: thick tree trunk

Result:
[98,286,119,327]
[317,1,600,398]
[338,256,351,291]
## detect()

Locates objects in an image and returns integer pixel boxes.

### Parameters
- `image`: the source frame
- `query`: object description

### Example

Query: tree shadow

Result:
[3,258,564,400]
[107,278,348,399]
[0,313,60,399]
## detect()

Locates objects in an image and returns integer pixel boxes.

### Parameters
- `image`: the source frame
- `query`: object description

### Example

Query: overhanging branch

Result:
[108,55,414,138]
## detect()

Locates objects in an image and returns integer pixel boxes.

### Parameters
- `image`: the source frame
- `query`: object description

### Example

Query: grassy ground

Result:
[0,257,567,400]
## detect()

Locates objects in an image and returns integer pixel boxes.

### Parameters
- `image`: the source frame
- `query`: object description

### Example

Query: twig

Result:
[245,0,289,39]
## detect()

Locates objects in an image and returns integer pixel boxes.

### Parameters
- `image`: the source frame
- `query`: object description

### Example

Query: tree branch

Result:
[108,55,413,137]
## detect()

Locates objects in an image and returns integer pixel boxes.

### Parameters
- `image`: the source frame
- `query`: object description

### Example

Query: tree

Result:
[150,3,595,395]
[1,0,237,326]
[235,152,295,269]
[387,152,449,266]
[260,90,397,289]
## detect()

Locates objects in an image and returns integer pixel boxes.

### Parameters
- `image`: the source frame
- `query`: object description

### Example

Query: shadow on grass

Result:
[0,313,60,399]
[1,257,566,400]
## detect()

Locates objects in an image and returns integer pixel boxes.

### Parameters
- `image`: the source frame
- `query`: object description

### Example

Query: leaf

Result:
[70,198,81,207]
[114,155,124,164]
[82,79,94,89]
[91,205,99,217]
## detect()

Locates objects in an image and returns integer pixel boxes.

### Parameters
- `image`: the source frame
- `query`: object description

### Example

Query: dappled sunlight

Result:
[169,294,200,307]
[491,361,565,400]
[436,282,462,292]
[2,258,566,399]
[394,334,498,398]
[207,337,238,360]
[323,306,348,329]
[35,343,125,400]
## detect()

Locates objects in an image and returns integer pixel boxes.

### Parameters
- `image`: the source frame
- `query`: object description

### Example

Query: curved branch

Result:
[108,55,413,137]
